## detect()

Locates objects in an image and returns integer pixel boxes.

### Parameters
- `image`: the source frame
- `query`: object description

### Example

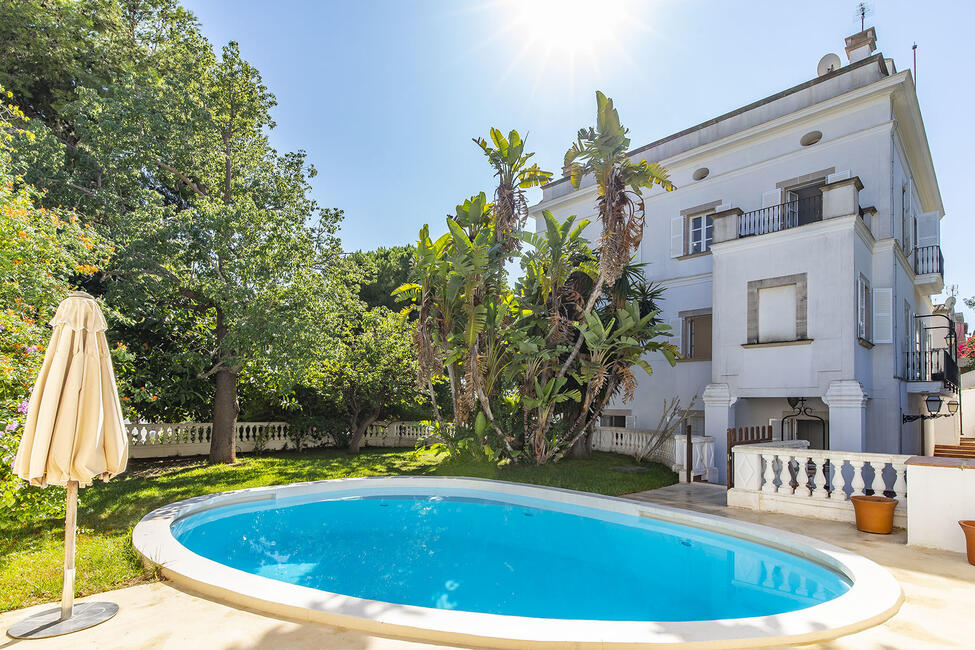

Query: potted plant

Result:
[850,495,898,534]
[960,521,975,565]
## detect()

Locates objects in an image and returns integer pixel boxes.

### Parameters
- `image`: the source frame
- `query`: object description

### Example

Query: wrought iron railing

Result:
[914,245,944,276]
[906,348,960,391]
[738,194,823,237]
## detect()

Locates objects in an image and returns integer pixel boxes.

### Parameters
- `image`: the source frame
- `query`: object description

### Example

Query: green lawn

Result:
[0,448,675,612]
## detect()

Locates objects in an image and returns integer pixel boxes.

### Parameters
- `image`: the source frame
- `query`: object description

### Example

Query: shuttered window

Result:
[872,288,893,344]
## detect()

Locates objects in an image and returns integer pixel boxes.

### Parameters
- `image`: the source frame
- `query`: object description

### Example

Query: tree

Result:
[315,307,423,454]
[1,1,350,463]
[100,43,344,463]
[347,245,416,311]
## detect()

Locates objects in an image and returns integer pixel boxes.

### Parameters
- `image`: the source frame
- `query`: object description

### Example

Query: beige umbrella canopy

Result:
[8,291,128,639]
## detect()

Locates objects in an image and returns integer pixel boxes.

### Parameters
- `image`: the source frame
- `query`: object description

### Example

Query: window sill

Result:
[857,337,875,349]
[675,250,712,261]
[677,358,711,363]
[741,339,814,349]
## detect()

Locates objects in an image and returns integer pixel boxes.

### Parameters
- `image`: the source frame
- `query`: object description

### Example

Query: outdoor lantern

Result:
[947,400,960,414]
[924,394,943,415]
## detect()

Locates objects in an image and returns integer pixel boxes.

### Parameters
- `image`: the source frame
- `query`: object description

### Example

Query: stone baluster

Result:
[761,453,778,494]
[891,461,907,500]
[871,462,887,497]
[849,459,866,498]
[812,455,830,499]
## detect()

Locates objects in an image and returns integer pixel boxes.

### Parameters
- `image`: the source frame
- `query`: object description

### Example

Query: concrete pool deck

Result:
[2,482,973,649]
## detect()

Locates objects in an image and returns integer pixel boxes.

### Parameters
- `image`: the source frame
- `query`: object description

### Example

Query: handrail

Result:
[914,245,943,276]
[738,195,823,237]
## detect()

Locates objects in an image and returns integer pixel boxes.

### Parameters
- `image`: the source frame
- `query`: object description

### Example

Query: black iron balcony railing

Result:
[906,348,960,391]
[738,194,823,237]
[914,245,944,276]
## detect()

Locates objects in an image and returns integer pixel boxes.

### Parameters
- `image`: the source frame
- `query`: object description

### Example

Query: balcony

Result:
[906,348,959,393]
[737,195,823,237]
[713,176,862,245]
[913,245,944,295]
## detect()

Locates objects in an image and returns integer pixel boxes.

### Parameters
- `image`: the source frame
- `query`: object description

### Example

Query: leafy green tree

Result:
[348,245,415,311]
[313,307,423,454]
[1,2,350,463]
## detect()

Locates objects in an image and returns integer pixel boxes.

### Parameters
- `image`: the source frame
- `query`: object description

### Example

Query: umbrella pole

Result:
[60,480,78,621]
[7,478,119,639]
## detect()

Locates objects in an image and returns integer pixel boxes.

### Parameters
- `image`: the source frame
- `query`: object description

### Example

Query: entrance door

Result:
[796,419,826,450]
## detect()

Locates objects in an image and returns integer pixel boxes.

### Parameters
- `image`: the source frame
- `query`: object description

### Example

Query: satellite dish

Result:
[818,53,842,76]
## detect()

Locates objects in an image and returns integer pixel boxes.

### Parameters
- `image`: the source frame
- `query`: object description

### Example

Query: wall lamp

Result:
[902,394,959,423]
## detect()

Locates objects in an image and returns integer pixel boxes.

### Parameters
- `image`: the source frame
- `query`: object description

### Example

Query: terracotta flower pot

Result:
[850,495,898,534]
[960,521,975,565]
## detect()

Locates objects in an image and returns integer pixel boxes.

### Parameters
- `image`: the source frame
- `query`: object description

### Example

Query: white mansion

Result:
[530,28,963,483]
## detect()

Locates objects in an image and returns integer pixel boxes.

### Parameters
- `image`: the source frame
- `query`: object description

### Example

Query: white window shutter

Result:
[762,189,783,208]
[625,415,636,429]
[669,318,683,357]
[915,211,940,248]
[670,216,683,258]
[872,289,893,344]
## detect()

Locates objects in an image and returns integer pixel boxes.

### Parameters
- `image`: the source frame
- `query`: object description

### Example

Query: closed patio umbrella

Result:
[7,291,128,639]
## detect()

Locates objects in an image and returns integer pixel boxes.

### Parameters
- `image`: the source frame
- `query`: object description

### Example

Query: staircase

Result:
[933,437,975,459]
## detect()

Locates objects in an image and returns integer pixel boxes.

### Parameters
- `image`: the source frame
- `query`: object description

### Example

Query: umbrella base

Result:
[6,601,119,639]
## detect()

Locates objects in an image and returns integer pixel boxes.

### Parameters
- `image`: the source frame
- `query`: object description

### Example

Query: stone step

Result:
[933,445,975,459]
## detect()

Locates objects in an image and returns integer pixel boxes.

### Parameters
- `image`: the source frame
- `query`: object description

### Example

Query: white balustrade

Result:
[727,444,911,527]
[128,420,437,459]
[591,427,718,481]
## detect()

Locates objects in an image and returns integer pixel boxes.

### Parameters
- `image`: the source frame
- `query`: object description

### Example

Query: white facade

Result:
[530,29,960,482]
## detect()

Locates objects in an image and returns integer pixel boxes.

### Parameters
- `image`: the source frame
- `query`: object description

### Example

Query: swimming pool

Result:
[134,477,902,647]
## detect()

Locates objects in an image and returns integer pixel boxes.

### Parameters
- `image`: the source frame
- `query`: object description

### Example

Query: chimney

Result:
[845,27,877,63]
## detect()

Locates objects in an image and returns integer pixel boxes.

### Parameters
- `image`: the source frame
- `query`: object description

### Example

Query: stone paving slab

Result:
[1,482,972,649]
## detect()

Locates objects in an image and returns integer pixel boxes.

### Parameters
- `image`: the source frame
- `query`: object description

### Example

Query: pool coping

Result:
[132,476,903,648]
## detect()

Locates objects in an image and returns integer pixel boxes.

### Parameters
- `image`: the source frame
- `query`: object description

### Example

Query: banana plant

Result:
[474,128,552,255]
[556,91,675,384]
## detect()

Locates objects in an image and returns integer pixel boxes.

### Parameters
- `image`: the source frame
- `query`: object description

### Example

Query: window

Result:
[600,414,627,428]
[857,275,871,341]
[688,213,713,254]
[784,181,825,226]
[684,314,712,360]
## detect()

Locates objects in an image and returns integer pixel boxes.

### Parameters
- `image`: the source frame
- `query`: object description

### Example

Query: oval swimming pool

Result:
[173,489,848,621]
[134,477,902,648]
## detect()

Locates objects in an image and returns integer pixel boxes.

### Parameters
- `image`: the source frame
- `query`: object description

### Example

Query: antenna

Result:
[912,42,918,86]
[854,2,873,32]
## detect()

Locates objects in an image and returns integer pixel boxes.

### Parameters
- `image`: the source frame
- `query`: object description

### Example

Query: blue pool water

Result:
[172,489,851,621]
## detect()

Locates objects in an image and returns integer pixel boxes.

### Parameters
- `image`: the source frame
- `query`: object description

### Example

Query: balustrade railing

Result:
[738,195,822,237]
[127,420,435,458]
[914,245,943,276]
[906,348,960,390]
[591,427,718,481]
[727,443,910,526]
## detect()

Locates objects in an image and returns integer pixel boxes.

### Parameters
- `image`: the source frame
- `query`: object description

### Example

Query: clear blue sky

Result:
[183,0,973,320]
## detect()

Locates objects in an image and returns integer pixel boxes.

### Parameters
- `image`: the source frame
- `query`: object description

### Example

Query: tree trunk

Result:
[348,412,379,455]
[570,431,593,458]
[209,365,239,464]
[209,308,238,464]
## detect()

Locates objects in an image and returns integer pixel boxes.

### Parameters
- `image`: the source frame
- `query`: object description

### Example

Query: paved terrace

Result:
[2,483,973,649]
